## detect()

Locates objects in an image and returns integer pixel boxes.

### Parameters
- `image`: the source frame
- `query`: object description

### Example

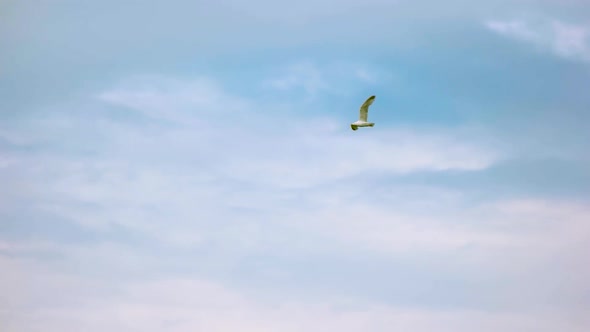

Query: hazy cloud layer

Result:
[1,0,589,331]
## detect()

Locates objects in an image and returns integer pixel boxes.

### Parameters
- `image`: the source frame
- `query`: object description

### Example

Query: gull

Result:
[351,95,376,131]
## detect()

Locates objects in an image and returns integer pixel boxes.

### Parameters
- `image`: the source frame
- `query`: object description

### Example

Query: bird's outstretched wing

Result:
[359,95,376,121]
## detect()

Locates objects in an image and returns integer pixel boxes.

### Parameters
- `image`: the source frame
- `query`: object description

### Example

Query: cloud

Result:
[3,0,590,329]
[0,74,502,250]
[261,61,390,102]
[1,255,588,332]
[485,18,590,62]
[92,75,504,190]
[264,62,329,99]
[2,70,588,331]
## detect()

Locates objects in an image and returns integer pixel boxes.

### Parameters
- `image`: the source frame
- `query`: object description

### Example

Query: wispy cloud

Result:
[262,61,393,102]
[0,76,502,249]
[1,79,588,331]
[485,18,590,62]
[2,0,590,330]
[99,76,500,186]
[264,62,329,99]
[2,74,588,332]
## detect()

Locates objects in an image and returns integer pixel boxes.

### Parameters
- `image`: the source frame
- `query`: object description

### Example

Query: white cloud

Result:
[2,75,497,245]
[1,75,578,259]
[552,21,590,59]
[2,178,589,331]
[264,62,329,99]
[1,260,588,332]
[97,75,252,124]
[486,20,541,41]
[485,18,590,62]
[262,61,394,101]
[2,73,589,331]
[97,75,500,186]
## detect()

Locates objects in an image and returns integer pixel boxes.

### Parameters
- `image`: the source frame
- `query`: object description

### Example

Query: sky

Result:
[1,0,589,331]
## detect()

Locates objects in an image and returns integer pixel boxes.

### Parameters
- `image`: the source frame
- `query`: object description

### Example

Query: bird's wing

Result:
[359,95,376,121]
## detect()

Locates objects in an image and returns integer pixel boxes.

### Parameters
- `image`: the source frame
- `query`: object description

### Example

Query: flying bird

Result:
[351,95,376,131]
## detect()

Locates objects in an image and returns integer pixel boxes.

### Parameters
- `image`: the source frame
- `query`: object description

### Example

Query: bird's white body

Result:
[350,120,374,130]
[351,95,376,131]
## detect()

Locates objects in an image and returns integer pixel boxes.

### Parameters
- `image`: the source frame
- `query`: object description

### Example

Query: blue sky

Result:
[1,0,589,331]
